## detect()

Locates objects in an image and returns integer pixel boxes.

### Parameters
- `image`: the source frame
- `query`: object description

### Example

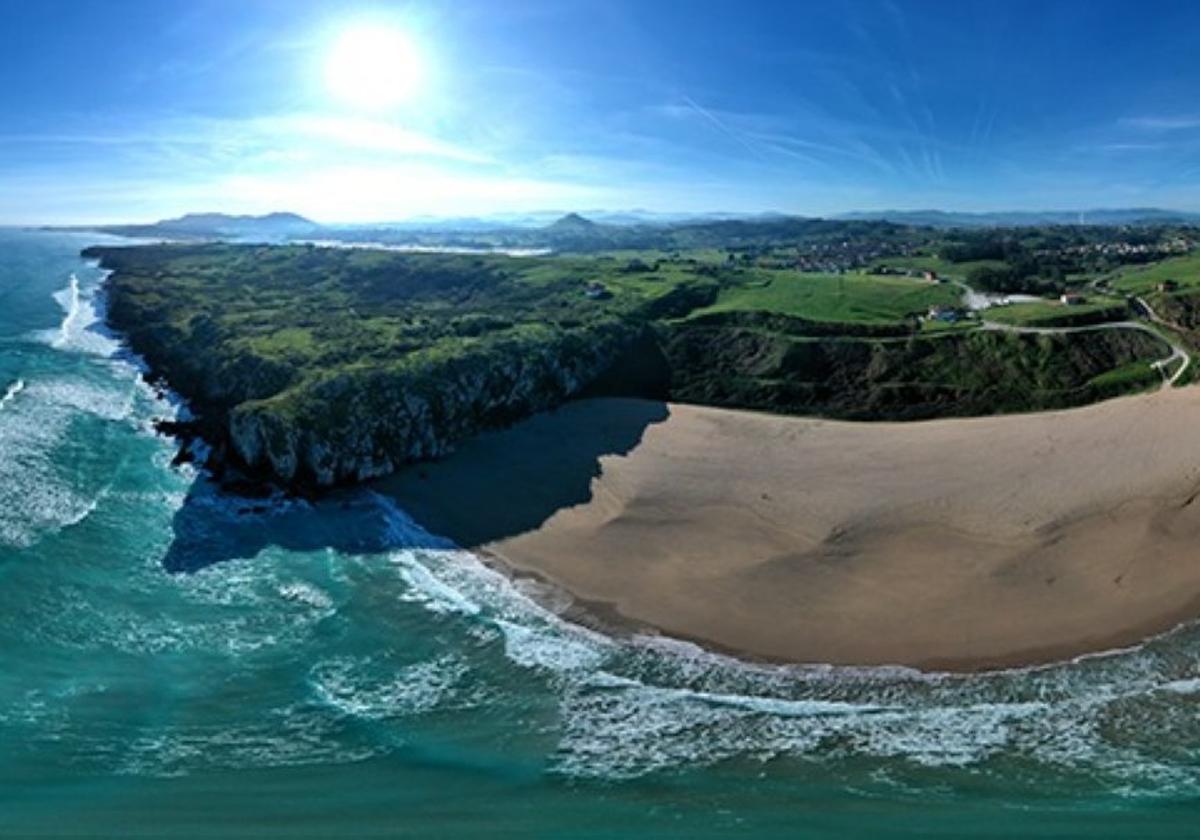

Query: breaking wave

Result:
[50,272,81,348]
[43,271,120,356]
[0,269,162,549]
[0,378,24,410]
[361,494,1200,791]
[0,376,143,548]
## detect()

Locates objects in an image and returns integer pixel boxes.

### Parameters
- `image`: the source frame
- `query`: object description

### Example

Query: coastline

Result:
[90,243,1200,672]
[377,393,1200,672]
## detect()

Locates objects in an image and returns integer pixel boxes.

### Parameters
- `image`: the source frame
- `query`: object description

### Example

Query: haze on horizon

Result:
[4,0,1200,225]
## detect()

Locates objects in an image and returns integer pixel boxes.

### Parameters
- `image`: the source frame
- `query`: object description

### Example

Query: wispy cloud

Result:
[252,114,493,164]
[0,112,492,169]
[677,96,769,161]
[651,94,978,184]
[1079,142,1168,153]
[1120,115,1200,131]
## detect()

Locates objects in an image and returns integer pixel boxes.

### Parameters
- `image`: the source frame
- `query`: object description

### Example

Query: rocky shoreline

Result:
[128,329,660,496]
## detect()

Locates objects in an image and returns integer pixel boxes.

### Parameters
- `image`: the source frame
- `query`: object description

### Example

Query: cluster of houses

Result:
[1040,237,1194,261]
[871,266,941,282]
[728,239,930,273]
[583,281,611,300]
[925,304,967,323]
[926,290,1090,324]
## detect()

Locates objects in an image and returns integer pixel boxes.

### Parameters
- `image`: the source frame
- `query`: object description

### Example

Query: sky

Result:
[3,0,1200,224]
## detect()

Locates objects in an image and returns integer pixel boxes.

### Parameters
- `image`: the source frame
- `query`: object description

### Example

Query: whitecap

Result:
[49,272,81,348]
[309,655,468,720]
[1157,677,1200,695]
[495,618,607,673]
[0,378,24,410]
[0,368,165,548]
[0,385,95,548]
[392,551,483,616]
[41,271,121,357]
[278,581,334,611]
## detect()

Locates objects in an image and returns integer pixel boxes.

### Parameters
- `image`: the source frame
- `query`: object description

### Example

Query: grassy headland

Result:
[87,241,1175,490]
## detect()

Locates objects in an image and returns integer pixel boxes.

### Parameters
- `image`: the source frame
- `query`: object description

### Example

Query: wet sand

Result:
[378,392,1200,671]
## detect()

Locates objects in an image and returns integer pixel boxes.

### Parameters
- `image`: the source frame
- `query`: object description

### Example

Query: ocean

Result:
[2,228,1199,838]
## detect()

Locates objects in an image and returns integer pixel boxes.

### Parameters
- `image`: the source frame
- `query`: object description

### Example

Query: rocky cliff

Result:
[88,241,1171,494]
[226,322,653,487]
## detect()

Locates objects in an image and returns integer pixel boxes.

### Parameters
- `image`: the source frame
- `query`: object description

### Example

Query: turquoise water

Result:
[3,230,1200,838]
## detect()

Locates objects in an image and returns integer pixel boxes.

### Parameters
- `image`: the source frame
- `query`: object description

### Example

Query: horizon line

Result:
[13,203,1200,229]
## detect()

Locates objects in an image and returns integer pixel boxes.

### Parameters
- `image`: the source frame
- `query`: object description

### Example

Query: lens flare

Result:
[325,25,423,110]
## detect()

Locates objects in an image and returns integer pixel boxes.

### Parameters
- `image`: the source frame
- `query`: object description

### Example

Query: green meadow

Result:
[1110,253,1200,295]
[688,269,960,325]
[983,297,1128,327]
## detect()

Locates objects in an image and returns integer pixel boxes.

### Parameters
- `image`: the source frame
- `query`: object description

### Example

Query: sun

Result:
[325,24,423,110]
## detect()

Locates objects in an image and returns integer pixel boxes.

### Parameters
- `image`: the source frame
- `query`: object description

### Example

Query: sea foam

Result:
[42,272,120,357]
[0,378,24,410]
[361,491,1200,790]
[0,376,142,548]
[0,268,166,549]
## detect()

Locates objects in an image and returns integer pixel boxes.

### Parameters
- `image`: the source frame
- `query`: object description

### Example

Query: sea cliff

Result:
[86,242,1172,493]
[88,243,680,491]
[225,321,649,485]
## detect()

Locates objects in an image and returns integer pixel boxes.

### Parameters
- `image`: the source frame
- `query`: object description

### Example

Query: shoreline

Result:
[475,542,1200,675]
[378,392,1200,672]
[470,505,1200,673]
[91,239,1200,672]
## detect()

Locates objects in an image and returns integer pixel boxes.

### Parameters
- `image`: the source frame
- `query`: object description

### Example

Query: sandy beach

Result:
[379,391,1200,671]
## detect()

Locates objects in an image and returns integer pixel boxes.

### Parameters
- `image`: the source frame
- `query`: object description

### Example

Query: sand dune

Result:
[379,391,1200,671]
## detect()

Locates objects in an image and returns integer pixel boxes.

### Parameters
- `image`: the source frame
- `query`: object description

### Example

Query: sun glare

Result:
[325,24,423,110]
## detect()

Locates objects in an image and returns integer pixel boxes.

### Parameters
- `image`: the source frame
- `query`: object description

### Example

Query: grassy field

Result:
[1110,253,1200,296]
[688,269,961,325]
[868,255,1010,278]
[515,255,715,309]
[91,244,726,396]
[593,248,727,264]
[983,297,1128,327]
[1088,359,1161,391]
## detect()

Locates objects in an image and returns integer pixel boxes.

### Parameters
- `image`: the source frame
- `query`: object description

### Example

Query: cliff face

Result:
[226,323,651,487]
[88,242,677,492]
[202,315,1166,489]
[89,241,1172,495]
[662,322,1169,420]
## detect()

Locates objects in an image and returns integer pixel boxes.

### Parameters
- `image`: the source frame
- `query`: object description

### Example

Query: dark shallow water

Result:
[3,229,1200,837]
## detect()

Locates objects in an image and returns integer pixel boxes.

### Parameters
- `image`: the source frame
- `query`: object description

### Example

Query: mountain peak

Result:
[153,211,318,236]
[547,212,597,231]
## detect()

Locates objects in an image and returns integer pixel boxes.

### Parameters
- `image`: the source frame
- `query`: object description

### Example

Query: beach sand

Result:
[378,391,1200,671]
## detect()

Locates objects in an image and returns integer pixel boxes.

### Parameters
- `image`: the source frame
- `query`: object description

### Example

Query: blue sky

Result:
[3,0,1200,223]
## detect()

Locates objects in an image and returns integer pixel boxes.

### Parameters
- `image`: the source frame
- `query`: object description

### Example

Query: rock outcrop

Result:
[226,322,651,486]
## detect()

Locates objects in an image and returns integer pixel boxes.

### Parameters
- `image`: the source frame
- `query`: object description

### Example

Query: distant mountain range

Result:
[51,211,321,241]
[333,207,1200,231]
[152,211,320,237]
[342,209,786,231]
[49,206,1200,247]
[834,208,1200,227]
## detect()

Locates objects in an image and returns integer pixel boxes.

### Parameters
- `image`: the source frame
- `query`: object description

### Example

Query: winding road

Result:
[978,319,1190,387]
[947,278,1191,388]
